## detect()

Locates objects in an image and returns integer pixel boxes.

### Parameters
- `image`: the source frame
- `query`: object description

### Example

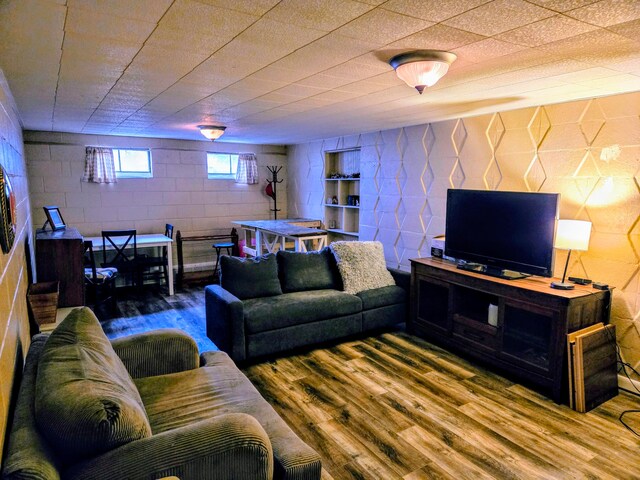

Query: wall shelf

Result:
[324,148,360,240]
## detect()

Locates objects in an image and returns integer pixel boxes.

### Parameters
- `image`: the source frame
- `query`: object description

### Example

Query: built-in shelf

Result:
[324,149,360,239]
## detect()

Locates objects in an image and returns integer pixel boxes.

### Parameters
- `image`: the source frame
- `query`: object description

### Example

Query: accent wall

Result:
[287,90,640,381]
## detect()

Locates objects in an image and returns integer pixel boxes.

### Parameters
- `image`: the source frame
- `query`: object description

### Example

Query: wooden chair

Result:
[101,230,142,289]
[83,240,118,308]
[139,224,174,289]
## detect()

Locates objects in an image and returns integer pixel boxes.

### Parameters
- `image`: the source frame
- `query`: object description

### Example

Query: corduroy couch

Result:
[2,307,321,480]
[205,247,409,363]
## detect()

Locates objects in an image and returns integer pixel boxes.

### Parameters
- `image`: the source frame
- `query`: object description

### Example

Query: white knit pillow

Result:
[329,241,395,294]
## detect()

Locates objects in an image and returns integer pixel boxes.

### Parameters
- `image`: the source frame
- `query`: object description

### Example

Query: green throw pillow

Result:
[277,248,341,293]
[35,307,152,464]
[220,253,283,300]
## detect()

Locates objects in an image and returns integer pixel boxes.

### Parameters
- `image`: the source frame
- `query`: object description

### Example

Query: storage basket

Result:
[27,281,59,325]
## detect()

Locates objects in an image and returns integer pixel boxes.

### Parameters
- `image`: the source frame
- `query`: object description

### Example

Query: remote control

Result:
[568,277,592,285]
[592,282,609,290]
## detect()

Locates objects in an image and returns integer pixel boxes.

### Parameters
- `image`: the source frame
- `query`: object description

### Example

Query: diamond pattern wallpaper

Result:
[287,90,640,381]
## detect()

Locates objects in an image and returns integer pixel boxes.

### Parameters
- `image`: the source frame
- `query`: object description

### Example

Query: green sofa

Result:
[2,307,321,480]
[205,247,409,363]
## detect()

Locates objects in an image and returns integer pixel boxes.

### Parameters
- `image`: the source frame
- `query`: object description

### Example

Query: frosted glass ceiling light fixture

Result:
[198,125,226,141]
[389,50,457,94]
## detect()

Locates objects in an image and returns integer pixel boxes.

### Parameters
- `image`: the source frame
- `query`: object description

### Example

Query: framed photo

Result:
[43,206,66,231]
[0,165,17,254]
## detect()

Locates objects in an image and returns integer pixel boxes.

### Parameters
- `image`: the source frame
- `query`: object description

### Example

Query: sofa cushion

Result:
[136,350,321,479]
[35,307,152,464]
[277,248,340,293]
[244,290,362,334]
[329,241,396,294]
[356,284,407,310]
[221,253,282,300]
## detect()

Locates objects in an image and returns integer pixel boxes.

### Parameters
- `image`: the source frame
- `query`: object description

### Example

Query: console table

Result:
[409,258,612,403]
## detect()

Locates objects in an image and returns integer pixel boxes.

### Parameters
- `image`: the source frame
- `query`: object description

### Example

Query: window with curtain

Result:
[112,149,152,178]
[235,153,258,184]
[82,147,117,184]
[207,152,238,179]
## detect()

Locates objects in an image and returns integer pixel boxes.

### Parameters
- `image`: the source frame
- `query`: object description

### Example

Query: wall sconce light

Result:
[198,125,226,141]
[389,50,457,94]
[551,219,592,290]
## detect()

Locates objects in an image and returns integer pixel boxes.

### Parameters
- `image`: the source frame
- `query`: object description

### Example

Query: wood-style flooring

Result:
[101,284,640,479]
[244,333,640,479]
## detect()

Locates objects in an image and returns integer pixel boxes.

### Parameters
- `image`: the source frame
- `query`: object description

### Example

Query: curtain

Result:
[235,153,258,184]
[82,147,117,183]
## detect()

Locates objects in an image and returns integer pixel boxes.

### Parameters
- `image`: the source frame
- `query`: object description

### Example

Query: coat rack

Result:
[265,166,283,219]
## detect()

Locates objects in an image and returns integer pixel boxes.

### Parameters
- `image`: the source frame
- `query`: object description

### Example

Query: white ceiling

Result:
[0,0,639,145]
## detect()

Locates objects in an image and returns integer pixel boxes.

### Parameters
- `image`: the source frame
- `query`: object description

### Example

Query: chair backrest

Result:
[165,223,174,239]
[83,240,97,282]
[102,230,137,265]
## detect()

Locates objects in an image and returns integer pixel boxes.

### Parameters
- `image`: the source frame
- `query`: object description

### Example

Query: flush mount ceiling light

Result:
[389,50,457,94]
[198,125,226,141]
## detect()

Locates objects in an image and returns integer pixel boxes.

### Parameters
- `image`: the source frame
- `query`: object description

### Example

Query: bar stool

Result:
[212,241,234,282]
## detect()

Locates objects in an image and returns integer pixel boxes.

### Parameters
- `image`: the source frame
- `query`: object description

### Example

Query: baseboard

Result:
[618,374,640,397]
[174,261,215,273]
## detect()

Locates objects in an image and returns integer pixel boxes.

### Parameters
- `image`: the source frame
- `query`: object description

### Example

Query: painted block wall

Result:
[287,90,640,381]
[0,71,33,455]
[24,132,287,270]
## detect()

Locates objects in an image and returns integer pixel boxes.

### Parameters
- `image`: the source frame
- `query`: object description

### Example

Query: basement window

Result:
[207,152,238,179]
[113,149,152,178]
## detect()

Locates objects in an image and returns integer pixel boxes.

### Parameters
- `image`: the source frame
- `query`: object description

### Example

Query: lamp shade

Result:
[198,125,226,141]
[555,219,591,251]
[389,50,456,94]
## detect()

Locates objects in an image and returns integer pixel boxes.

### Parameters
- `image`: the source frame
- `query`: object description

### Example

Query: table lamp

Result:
[551,219,592,290]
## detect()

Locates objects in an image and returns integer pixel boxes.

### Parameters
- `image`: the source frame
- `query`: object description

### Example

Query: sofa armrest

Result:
[205,285,246,362]
[65,413,273,480]
[388,267,410,292]
[111,329,200,379]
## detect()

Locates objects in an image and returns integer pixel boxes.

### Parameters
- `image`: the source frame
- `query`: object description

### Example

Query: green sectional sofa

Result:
[2,307,321,480]
[205,246,409,363]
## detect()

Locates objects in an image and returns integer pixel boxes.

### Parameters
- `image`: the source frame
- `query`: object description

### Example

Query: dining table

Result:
[85,233,174,296]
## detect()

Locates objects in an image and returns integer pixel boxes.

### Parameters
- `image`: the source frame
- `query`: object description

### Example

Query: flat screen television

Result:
[444,189,559,279]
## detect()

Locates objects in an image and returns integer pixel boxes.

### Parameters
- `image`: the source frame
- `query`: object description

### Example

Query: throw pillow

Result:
[35,307,152,464]
[220,253,283,300]
[329,241,395,294]
[277,248,341,293]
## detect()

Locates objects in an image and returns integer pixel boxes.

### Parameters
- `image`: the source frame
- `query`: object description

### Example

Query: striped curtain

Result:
[235,153,258,184]
[82,147,117,183]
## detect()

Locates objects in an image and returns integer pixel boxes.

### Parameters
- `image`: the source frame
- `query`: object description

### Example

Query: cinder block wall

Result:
[287,90,640,383]
[0,71,33,456]
[24,132,287,270]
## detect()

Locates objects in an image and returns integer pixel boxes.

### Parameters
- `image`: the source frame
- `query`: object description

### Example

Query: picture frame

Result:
[43,206,66,231]
[0,165,17,254]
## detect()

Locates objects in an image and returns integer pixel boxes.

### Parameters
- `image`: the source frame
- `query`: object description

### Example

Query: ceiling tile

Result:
[443,0,556,36]
[66,4,157,44]
[495,14,599,46]
[191,0,280,16]
[264,0,374,31]
[389,23,486,50]
[161,0,259,36]
[526,0,600,12]
[452,38,529,63]
[382,0,491,23]
[336,8,432,46]
[608,18,640,42]
[565,0,640,27]
[68,0,172,21]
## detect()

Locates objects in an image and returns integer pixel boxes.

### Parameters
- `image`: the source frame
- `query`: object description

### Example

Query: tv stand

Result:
[410,258,611,403]
[456,262,529,280]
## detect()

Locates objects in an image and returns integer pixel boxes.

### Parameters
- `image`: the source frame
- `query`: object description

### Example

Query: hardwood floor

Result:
[243,333,640,479]
[101,285,640,479]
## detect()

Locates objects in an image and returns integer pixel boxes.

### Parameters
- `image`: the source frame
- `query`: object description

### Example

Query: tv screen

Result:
[444,189,559,278]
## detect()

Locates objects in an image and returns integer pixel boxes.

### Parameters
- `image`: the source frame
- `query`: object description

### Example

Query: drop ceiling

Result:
[0,0,638,145]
